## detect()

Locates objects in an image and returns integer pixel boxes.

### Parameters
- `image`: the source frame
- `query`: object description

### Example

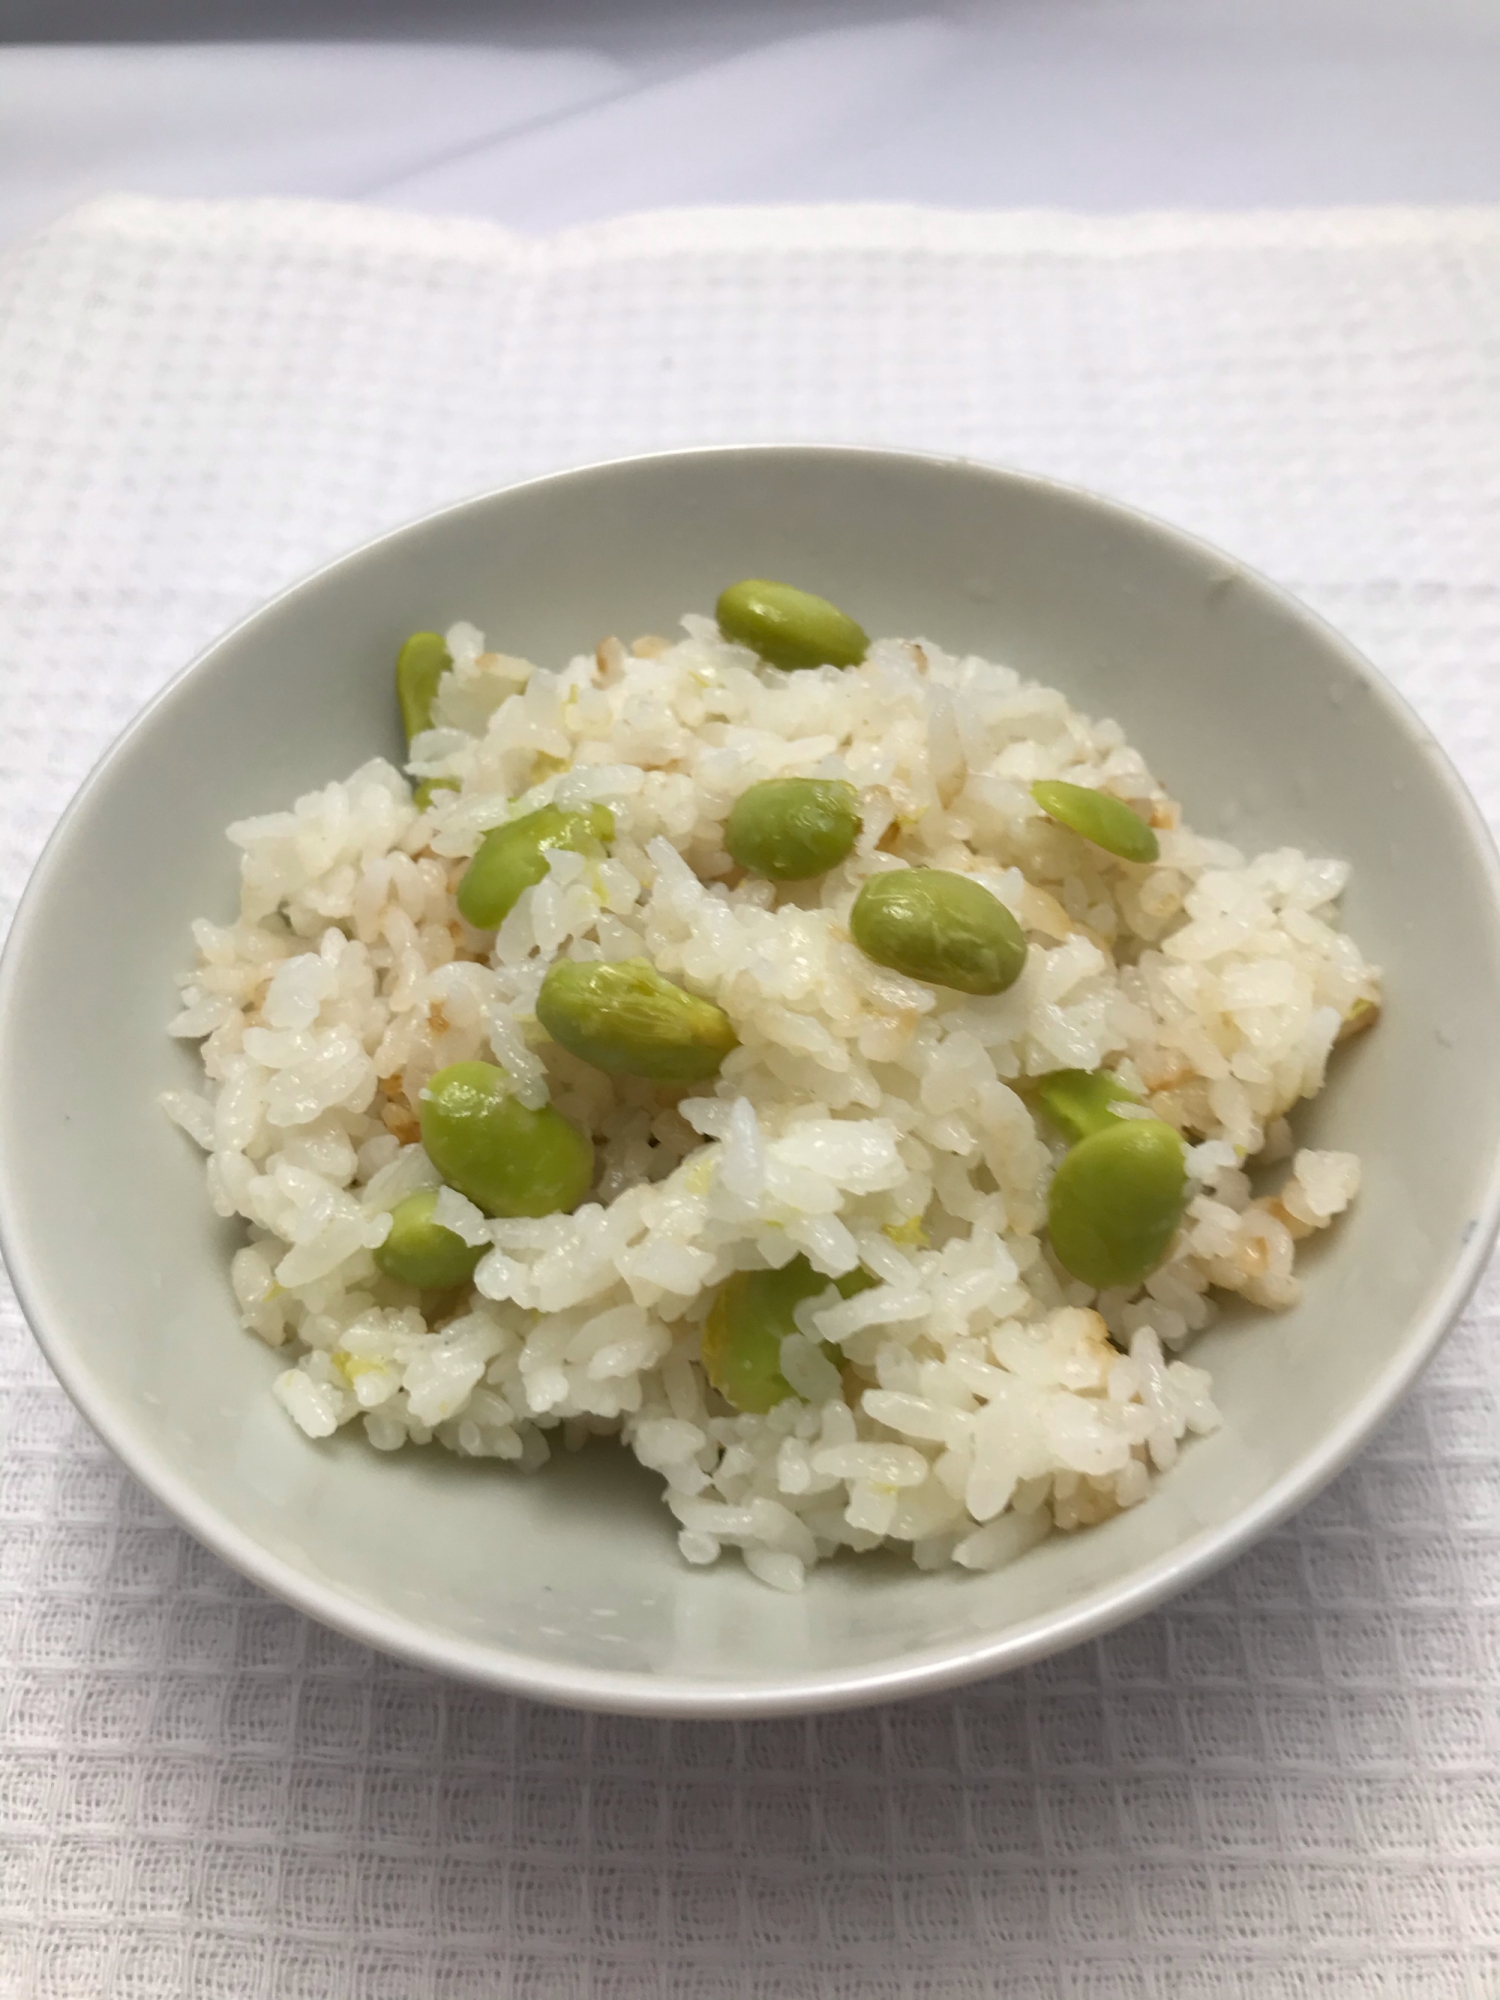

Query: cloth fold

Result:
[2,195,1498,1993]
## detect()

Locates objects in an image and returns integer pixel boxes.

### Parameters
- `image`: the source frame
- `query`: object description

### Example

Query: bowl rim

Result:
[4,440,1500,1717]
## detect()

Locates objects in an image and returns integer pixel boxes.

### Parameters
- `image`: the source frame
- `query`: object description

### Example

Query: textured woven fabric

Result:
[2,196,1499,1996]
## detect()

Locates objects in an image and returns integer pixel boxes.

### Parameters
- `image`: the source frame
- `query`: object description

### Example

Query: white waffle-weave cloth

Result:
[1,197,1499,1998]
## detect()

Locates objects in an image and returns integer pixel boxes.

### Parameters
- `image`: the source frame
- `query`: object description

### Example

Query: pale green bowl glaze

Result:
[4,446,1499,1716]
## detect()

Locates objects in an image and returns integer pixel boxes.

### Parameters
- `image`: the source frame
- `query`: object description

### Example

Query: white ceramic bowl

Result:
[4,446,1499,1717]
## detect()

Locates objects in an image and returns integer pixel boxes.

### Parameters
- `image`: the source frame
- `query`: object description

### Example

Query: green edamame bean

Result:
[396,631,453,744]
[374,1187,485,1290]
[418,1061,594,1218]
[414,777,459,812]
[724,777,862,881]
[536,957,737,1084]
[1046,1116,1187,1290]
[701,1256,873,1413]
[456,803,615,930]
[1031,779,1159,864]
[716,579,869,673]
[1034,1068,1142,1146]
[850,869,1028,995]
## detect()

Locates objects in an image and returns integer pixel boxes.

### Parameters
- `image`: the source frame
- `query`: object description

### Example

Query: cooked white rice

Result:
[163,615,1377,1588]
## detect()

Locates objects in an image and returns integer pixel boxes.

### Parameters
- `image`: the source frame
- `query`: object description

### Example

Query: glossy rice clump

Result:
[162,612,1377,1591]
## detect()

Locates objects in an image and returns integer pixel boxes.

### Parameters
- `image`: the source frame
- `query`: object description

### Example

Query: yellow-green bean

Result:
[456,803,614,930]
[715,579,869,673]
[724,777,861,881]
[536,958,736,1084]
[850,868,1027,995]
[419,1061,594,1219]
[1031,779,1158,863]
[1046,1116,1187,1290]
[701,1257,873,1413]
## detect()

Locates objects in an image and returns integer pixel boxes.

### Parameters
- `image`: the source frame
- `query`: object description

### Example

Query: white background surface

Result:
[1,190,1499,1995]
[5,0,1500,244]
[5,1,1500,1990]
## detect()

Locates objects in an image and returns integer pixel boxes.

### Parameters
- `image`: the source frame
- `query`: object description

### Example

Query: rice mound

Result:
[163,615,1377,1589]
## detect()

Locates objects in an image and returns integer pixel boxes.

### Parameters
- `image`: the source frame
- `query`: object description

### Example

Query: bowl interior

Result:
[4,446,1499,1714]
